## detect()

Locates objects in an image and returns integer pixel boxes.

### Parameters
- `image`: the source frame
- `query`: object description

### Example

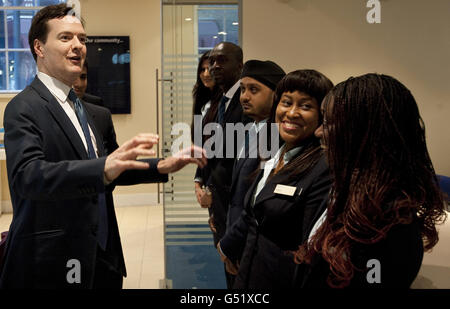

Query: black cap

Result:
[240,60,286,90]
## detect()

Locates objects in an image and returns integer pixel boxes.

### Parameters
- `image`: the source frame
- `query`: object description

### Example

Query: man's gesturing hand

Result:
[157,145,207,174]
[104,133,159,182]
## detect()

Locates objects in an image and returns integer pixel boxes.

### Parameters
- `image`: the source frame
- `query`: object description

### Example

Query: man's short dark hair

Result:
[28,3,84,62]
[219,41,243,64]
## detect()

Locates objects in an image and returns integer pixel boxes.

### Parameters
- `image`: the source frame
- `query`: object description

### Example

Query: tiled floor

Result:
[115,205,164,289]
[1,207,449,288]
[0,205,164,289]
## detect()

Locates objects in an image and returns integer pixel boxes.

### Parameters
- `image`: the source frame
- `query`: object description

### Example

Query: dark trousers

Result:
[224,264,236,289]
[93,247,123,289]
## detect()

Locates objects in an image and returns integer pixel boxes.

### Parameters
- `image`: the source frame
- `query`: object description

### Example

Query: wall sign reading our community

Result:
[86,36,131,114]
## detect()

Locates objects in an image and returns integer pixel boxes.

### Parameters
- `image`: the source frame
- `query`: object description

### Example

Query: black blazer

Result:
[227,154,260,230]
[297,210,424,288]
[83,93,104,107]
[225,153,331,289]
[223,121,270,260]
[204,88,251,245]
[0,77,167,288]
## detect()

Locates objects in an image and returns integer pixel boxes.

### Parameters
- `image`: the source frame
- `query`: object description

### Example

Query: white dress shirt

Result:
[37,71,98,157]
[308,209,327,242]
[251,144,303,206]
[200,101,211,119]
[222,80,241,112]
[237,119,267,160]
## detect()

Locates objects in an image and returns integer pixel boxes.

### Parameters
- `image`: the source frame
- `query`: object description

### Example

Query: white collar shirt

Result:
[252,144,303,206]
[37,71,98,157]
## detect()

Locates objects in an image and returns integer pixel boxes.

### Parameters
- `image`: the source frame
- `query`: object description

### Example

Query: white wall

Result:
[81,0,162,200]
[242,0,450,175]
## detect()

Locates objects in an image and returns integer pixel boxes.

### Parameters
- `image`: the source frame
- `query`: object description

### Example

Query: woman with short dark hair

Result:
[223,69,334,288]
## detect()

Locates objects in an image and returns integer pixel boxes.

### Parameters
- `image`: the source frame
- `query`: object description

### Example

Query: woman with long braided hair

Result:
[294,73,447,288]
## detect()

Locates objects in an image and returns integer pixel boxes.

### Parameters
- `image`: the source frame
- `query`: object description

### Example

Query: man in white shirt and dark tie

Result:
[0,4,205,289]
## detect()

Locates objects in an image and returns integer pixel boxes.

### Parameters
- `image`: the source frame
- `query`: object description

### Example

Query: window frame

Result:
[0,1,66,94]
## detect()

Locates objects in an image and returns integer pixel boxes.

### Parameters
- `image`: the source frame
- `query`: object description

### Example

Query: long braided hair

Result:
[295,73,447,287]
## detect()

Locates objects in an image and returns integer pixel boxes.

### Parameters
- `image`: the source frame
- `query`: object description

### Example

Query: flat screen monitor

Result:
[86,36,131,114]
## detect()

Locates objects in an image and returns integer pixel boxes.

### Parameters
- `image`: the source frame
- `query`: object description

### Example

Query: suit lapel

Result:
[230,159,240,190]
[243,168,264,209]
[230,156,248,193]
[30,77,88,160]
[83,103,105,157]
[223,88,241,123]
[253,172,293,206]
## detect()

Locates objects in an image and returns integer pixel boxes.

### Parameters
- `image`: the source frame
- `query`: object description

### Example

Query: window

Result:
[0,0,66,93]
[197,4,239,54]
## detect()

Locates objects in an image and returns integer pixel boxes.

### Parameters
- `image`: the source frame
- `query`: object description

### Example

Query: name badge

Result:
[274,184,297,196]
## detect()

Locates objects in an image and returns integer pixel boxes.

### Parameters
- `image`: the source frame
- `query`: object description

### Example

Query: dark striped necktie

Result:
[217,95,228,124]
[68,89,108,251]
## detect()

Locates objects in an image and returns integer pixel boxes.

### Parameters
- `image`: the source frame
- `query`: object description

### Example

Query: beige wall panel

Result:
[242,0,450,174]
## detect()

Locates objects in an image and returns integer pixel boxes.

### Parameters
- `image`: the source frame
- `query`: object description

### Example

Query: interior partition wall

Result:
[159,0,240,289]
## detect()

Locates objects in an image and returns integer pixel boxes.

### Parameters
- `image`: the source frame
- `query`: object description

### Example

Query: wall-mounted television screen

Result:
[86,36,131,114]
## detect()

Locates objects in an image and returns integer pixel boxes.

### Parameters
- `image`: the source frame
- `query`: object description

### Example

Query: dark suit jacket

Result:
[0,77,167,288]
[227,155,260,231]
[224,154,331,289]
[221,122,269,262]
[204,88,251,245]
[83,93,104,107]
[83,101,118,156]
[297,208,423,288]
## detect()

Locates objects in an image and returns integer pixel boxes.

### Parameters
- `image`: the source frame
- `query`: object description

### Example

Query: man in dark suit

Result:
[216,60,286,287]
[0,4,205,289]
[73,59,105,107]
[196,42,251,288]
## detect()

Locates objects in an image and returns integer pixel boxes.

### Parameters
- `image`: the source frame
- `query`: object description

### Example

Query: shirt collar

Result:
[224,79,241,100]
[37,71,72,103]
[268,144,303,167]
[283,145,303,164]
[254,118,268,134]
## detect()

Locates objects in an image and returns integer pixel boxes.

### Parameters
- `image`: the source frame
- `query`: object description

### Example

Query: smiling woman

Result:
[222,69,334,289]
[295,73,447,288]
[275,91,320,151]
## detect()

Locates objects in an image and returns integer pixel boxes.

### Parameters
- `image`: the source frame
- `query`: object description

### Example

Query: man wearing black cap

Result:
[217,60,286,288]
